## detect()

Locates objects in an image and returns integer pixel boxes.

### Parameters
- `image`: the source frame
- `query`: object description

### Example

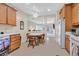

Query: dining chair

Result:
[35,36,39,46]
[39,34,45,44]
[28,36,36,48]
[26,33,29,42]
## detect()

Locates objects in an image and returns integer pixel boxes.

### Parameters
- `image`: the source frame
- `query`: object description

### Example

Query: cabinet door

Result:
[72,4,79,25]
[7,7,16,26]
[65,36,70,53]
[65,4,72,32]
[72,6,78,25]
[0,4,7,24]
[9,34,21,52]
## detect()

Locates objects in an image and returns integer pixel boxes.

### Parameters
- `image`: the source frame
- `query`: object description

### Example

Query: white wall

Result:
[32,15,55,24]
[28,20,37,30]
[0,11,29,45]
[28,15,56,30]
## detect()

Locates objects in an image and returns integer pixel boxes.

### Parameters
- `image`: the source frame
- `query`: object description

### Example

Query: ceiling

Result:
[7,3,64,17]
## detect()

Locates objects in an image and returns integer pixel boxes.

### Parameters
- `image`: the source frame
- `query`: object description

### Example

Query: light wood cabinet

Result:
[0,4,7,24]
[72,4,79,25]
[59,4,72,32]
[59,7,65,19]
[7,7,16,26]
[9,34,21,53]
[65,4,72,32]
[65,35,70,53]
[0,3,16,26]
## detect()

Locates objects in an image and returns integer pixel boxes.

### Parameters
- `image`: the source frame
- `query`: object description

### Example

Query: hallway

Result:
[9,37,69,56]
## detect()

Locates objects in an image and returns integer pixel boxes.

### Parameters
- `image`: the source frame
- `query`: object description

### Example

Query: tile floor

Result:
[8,37,69,56]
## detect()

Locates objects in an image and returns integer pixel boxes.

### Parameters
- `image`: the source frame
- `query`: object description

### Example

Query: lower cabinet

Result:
[65,35,70,53]
[9,34,21,53]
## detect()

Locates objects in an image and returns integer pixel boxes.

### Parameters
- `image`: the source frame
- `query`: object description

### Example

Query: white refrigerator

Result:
[57,19,65,48]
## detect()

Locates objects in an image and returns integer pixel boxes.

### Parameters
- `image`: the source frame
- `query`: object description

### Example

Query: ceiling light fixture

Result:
[33,13,38,18]
[33,6,40,13]
[48,9,51,11]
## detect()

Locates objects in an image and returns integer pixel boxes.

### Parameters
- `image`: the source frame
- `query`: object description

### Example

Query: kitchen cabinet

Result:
[7,7,16,26]
[59,7,65,18]
[9,34,21,53]
[65,4,72,32]
[0,4,7,24]
[72,4,79,25]
[65,35,70,53]
[59,4,72,32]
[0,3,16,26]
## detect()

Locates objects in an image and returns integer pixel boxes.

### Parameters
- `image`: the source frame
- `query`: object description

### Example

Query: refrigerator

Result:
[57,18,65,48]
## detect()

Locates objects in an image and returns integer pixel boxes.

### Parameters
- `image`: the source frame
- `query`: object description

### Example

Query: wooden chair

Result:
[35,36,40,46]
[28,36,36,48]
[39,34,45,44]
[26,33,29,42]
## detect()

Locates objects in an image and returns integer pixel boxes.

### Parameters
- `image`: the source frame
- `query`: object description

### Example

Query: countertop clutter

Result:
[66,32,79,41]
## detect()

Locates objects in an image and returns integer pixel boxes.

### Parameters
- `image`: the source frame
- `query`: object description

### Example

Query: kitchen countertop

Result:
[65,32,72,41]
[71,34,79,42]
[66,32,79,41]
[0,33,19,38]
[66,32,71,36]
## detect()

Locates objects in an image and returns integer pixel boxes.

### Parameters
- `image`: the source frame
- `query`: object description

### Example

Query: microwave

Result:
[71,29,76,33]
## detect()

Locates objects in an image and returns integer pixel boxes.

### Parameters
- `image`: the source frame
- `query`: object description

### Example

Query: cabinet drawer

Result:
[10,35,16,38]
[16,35,20,40]
[11,34,20,38]
[11,40,20,45]
[11,37,18,42]
[10,34,20,42]
[10,43,20,51]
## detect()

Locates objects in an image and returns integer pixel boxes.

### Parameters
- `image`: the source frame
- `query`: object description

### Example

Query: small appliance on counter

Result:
[71,28,79,36]
[0,32,4,34]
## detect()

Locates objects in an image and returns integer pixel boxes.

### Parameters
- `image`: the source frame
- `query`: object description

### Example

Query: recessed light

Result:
[48,9,51,11]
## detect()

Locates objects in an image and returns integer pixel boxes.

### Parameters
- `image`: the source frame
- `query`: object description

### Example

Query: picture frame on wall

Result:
[20,21,24,30]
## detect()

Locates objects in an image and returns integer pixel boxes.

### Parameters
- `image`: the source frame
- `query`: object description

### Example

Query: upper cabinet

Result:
[0,4,7,24]
[72,4,79,25]
[59,7,65,18]
[0,3,16,26]
[7,7,16,26]
[65,4,72,32]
